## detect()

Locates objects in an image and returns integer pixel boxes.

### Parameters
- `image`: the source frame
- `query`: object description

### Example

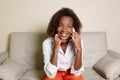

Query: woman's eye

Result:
[58,24,62,26]
[67,25,72,28]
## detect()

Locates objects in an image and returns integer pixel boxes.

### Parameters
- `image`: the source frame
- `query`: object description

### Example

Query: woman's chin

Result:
[62,40,67,43]
[61,38,68,43]
[60,36,70,42]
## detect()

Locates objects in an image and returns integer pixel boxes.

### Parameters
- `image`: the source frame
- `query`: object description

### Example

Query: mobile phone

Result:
[69,27,75,39]
[70,27,75,39]
[72,27,75,32]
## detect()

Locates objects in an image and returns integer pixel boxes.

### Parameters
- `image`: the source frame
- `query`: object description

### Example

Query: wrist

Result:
[54,46,59,53]
[75,45,82,51]
[75,47,82,54]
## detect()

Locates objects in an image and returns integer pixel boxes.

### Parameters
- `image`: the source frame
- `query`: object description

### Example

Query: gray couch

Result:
[0,32,120,80]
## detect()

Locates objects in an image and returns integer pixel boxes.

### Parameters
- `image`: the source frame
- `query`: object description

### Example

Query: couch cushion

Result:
[93,52,120,80]
[82,68,105,80]
[114,77,120,80]
[0,51,8,64]
[81,32,107,68]
[19,69,45,80]
[9,32,48,70]
[108,50,120,77]
[0,58,29,80]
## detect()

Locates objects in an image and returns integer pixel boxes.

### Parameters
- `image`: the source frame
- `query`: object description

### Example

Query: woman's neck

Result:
[61,42,68,53]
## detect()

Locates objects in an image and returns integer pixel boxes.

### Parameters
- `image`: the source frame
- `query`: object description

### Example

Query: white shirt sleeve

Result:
[42,38,58,78]
[44,62,58,78]
[71,65,84,76]
[70,39,84,76]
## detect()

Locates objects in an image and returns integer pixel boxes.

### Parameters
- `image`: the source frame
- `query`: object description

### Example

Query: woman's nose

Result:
[62,26,67,31]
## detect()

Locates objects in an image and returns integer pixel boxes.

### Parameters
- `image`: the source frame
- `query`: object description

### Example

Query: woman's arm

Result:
[74,48,82,70]
[70,33,84,76]
[51,34,62,66]
[71,32,82,70]
[42,37,58,78]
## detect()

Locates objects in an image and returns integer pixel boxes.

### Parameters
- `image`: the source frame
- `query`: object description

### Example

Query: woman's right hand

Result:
[54,34,62,50]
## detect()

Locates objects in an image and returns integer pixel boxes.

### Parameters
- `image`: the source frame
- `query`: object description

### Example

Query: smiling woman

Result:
[42,7,84,80]
[57,16,73,43]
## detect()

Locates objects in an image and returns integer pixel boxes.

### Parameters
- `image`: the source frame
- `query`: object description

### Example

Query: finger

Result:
[73,32,80,38]
[55,34,58,38]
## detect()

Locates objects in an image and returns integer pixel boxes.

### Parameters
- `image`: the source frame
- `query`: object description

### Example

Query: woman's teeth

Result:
[61,33,67,36]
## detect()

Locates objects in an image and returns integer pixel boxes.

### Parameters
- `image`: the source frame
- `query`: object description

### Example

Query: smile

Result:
[61,33,67,37]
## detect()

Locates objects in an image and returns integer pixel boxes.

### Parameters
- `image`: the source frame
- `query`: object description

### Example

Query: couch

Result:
[0,32,120,80]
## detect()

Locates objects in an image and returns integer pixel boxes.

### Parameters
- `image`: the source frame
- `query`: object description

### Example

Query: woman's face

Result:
[57,16,73,42]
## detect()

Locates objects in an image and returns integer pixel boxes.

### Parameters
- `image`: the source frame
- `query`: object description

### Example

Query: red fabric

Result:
[44,69,83,80]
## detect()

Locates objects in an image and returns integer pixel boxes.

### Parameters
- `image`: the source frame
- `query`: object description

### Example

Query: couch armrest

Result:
[108,49,120,59]
[0,51,8,64]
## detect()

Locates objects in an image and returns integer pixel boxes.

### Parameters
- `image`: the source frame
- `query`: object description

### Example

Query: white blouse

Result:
[42,37,84,78]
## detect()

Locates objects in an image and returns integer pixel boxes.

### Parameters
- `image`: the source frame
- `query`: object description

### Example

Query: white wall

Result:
[0,0,120,53]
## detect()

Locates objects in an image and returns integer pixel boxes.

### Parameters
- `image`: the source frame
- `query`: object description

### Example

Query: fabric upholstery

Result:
[108,50,120,78]
[19,69,44,80]
[0,58,29,80]
[93,53,120,79]
[82,68,105,80]
[0,51,8,64]
[9,32,48,69]
[81,32,107,68]
[114,77,120,80]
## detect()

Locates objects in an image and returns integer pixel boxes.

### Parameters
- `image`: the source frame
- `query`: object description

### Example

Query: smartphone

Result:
[72,28,75,39]
[69,27,75,40]
[72,27,75,32]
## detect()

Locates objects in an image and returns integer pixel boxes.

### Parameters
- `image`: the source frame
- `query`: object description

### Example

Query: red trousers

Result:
[44,69,83,80]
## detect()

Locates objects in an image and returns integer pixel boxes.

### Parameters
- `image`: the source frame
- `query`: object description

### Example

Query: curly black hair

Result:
[47,7,82,37]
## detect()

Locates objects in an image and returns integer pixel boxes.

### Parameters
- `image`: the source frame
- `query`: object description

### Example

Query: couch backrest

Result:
[9,32,107,69]
[81,32,107,68]
[9,32,48,70]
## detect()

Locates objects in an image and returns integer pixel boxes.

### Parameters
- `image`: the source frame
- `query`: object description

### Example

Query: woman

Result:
[42,7,84,80]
